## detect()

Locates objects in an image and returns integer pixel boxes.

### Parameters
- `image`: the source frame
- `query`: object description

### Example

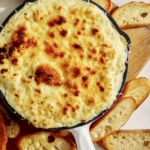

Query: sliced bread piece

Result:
[90,97,136,142]
[120,77,150,108]
[92,0,112,12]
[101,130,150,150]
[112,2,150,29]
[17,131,77,150]
[0,100,20,138]
[0,112,8,150]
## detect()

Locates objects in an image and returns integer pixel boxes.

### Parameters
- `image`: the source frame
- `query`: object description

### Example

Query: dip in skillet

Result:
[0,0,127,129]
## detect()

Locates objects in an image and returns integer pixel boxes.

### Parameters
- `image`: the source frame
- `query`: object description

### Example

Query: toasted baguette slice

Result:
[0,112,8,150]
[121,77,150,108]
[92,0,112,12]
[112,2,150,29]
[0,100,20,138]
[90,97,136,142]
[17,131,77,150]
[101,130,150,150]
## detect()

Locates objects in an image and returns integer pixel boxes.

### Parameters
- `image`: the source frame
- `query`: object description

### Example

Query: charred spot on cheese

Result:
[12,26,26,48]
[71,67,81,78]
[0,48,7,64]
[35,89,41,93]
[81,120,86,123]
[100,57,105,64]
[59,29,67,37]
[1,69,8,74]
[74,18,80,26]
[64,81,80,96]
[63,93,68,98]
[48,16,67,27]
[35,65,62,86]
[82,76,89,88]
[61,62,69,69]
[87,98,95,106]
[15,94,19,97]
[70,8,78,15]
[72,43,83,51]
[28,76,32,79]
[64,103,80,115]
[85,67,96,75]
[0,48,6,53]
[8,47,15,57]
[45,42,65,58]
[25,38,37,48]
[91,49,97,54]
[32,10,45,22]
[77,31,81,35]
[82,76,88,81]
[100,50,107,57]
[97,82,105,92]
[48,32,55,38]
[57,6,62,11]
[56,16,67,25]
[88,54,92,59]
[11,58,18,65]
[74,90,79,96]
[9,26,37,56]
[92,28,99,35]
[63,107,68,115]
[65,81,78,90]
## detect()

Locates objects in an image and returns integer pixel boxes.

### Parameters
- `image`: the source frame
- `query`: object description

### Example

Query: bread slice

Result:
[17,131,77,150]
[92,0,112,12]
[120,77,150,108]
[90,97,136,142]
[101,130,150,150]
[0,100,20,138]
[112,2,150,29]
[0,112,8,150]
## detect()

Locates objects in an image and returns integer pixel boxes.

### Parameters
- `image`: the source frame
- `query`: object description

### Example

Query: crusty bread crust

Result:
[17,131,77,150]
[92,0,112,12]
[101,129,150,150]
[90,97,136,142]
[120,77,150,108]
[90,77,150,143]
[112,2,150,29]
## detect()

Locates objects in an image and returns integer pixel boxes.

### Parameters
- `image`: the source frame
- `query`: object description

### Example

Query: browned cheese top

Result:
[0,0,127,128]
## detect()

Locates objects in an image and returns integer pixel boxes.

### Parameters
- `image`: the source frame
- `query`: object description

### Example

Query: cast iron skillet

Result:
[0,0,131,149]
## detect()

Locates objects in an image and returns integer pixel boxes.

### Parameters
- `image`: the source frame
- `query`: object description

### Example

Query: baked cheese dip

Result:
[0,0,128,128]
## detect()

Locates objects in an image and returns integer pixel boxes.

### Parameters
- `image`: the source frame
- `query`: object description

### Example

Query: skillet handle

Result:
[69,124,95,150]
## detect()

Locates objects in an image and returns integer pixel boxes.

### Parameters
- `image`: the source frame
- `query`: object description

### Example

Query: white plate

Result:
[0,1,150,150]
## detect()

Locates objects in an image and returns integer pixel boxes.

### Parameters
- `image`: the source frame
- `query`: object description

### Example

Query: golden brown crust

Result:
[17,131,77,150]
[120,77,150,108]
[101,129,150,150]
[90,97,136,142]
[92,0,112,12]
[112,2,150,29]
[122,77,150,92]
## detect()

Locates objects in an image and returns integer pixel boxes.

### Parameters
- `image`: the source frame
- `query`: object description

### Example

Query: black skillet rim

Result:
[0,0,131,130]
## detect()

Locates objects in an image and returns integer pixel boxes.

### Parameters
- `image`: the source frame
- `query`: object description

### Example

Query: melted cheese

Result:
[0,0,127,128]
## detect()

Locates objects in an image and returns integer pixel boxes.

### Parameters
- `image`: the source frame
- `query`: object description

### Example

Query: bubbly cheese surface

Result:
[0,0,127,128]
